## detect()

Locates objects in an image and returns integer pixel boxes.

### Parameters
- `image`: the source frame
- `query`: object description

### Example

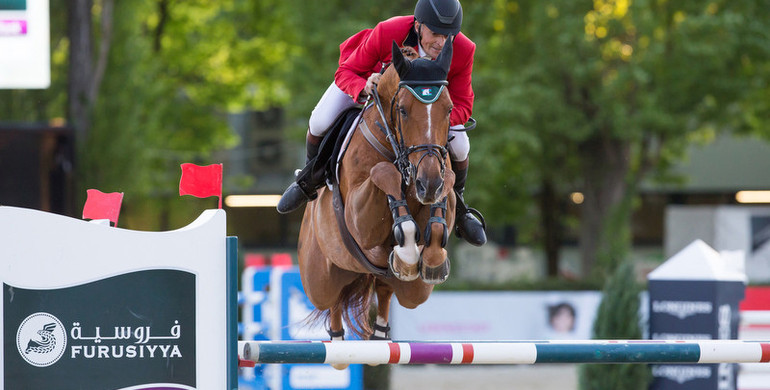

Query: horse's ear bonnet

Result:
[391,37,453,83]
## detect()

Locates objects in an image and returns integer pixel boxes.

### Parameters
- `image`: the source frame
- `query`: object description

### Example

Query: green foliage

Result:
[464,0,770,270]
[579,261,651,390]
[278,0,419,138]
[3,1,770,252]
[83,1,237,211]
[81,0,301,226]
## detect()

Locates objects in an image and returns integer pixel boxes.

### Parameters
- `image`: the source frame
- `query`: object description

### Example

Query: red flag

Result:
[82,189,124,226]
[179,163,223,208]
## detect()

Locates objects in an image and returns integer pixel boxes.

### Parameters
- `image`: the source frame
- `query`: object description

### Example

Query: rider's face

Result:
[416,23,448,60]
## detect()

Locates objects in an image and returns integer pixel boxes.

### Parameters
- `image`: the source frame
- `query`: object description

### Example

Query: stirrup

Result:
[455,200,487,246]
[463,206,486,230]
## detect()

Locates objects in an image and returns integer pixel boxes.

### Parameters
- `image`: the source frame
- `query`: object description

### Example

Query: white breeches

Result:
[309,82,470,162]
[308,82,361,138]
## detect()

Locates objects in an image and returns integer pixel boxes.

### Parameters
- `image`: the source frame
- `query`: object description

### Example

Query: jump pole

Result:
[239,340,770,365]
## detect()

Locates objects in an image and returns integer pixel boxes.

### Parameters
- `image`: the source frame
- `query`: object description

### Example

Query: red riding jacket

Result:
[334,15,475,127]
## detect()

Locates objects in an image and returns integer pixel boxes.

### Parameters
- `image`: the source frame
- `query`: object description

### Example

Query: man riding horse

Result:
[277,0,486,247]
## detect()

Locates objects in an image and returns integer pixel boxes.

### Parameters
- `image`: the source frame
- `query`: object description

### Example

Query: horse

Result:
[297,39,457,359]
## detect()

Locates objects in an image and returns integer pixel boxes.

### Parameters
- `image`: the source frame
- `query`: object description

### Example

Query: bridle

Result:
[370,80,449,188]
[331,74,453,278]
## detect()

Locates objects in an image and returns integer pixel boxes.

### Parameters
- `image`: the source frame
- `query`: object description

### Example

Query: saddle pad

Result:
[331,105,371,185]
[300,107,362,188]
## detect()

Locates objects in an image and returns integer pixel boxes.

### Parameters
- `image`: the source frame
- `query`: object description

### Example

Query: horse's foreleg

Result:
[419,196,451,284]
[368,162,421,281]
[371,279,394,340]
[385,195,421,281]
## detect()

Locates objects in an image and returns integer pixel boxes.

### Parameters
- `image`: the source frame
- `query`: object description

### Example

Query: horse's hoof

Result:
[389,251,419,281]
[421,258,450,285]
[331,363,350,370]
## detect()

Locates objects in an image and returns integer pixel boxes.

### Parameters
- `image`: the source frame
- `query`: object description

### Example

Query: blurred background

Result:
[2,1,770,389]
[2,0,769,283]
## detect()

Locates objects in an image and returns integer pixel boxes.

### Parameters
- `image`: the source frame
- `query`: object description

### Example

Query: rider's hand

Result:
[364,73,382,96]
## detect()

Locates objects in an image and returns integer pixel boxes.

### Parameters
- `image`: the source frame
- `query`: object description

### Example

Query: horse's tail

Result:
[337,273,376,339]
[310,273,375,339]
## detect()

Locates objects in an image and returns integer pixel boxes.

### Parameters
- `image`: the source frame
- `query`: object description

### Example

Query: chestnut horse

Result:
[298,40,456,353]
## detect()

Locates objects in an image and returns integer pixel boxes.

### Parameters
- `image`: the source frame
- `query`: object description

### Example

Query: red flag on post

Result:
[82,189,124,226]
[179,163,223,208]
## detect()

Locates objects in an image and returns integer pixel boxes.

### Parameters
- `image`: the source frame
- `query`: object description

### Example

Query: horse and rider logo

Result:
[15,312,68,367]
[403,84,444,104]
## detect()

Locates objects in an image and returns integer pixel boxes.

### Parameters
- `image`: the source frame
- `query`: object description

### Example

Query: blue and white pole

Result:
[239,340,770,366]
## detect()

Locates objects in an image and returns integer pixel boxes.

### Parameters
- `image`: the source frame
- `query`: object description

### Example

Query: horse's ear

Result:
[436,35,454,74]
[391,40,410,79]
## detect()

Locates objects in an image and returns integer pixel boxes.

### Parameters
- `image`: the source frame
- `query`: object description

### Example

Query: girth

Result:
[331,179,390,277]
[330,106,391,277]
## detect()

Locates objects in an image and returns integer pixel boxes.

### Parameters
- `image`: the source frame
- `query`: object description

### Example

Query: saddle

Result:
[295,107,363,195]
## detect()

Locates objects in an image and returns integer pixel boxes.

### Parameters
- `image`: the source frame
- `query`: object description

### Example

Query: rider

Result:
[276,0,486,246]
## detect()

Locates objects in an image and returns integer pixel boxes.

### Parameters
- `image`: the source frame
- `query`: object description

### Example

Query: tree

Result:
[467,0,770,277]
[67,0,113,153]
[579,261,650,389]
[78,0,305,228]
[4,1,769,251]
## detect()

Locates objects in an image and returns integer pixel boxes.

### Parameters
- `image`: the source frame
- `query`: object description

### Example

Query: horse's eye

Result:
[399,107,408,118]
[447,107,453,117]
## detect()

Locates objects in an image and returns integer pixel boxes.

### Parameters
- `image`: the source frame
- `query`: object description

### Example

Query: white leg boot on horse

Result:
[419,193,453,284]
[452,158,487,246]
[386,195,421,281]
[276,131,323,214]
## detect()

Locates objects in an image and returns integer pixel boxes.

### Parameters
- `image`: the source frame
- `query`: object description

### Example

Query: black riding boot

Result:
[276,132,323,214]
[453,163,487,246]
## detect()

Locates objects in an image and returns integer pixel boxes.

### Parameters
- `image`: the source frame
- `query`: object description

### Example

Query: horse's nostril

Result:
[416,180,426,196]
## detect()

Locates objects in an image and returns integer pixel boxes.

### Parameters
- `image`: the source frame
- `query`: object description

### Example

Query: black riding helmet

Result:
[414,0,462,36]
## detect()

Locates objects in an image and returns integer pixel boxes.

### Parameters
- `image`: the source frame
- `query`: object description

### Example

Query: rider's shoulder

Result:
[454,32,475,49]
[376,15,415,28]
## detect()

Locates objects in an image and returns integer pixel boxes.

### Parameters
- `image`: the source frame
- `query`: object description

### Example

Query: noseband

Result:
[371,80,449,187]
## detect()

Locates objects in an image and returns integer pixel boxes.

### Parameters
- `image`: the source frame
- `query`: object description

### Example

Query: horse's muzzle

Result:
[416,176,444,204]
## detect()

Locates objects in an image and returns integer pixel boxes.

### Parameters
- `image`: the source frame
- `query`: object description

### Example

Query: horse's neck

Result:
[363,104,397,149]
